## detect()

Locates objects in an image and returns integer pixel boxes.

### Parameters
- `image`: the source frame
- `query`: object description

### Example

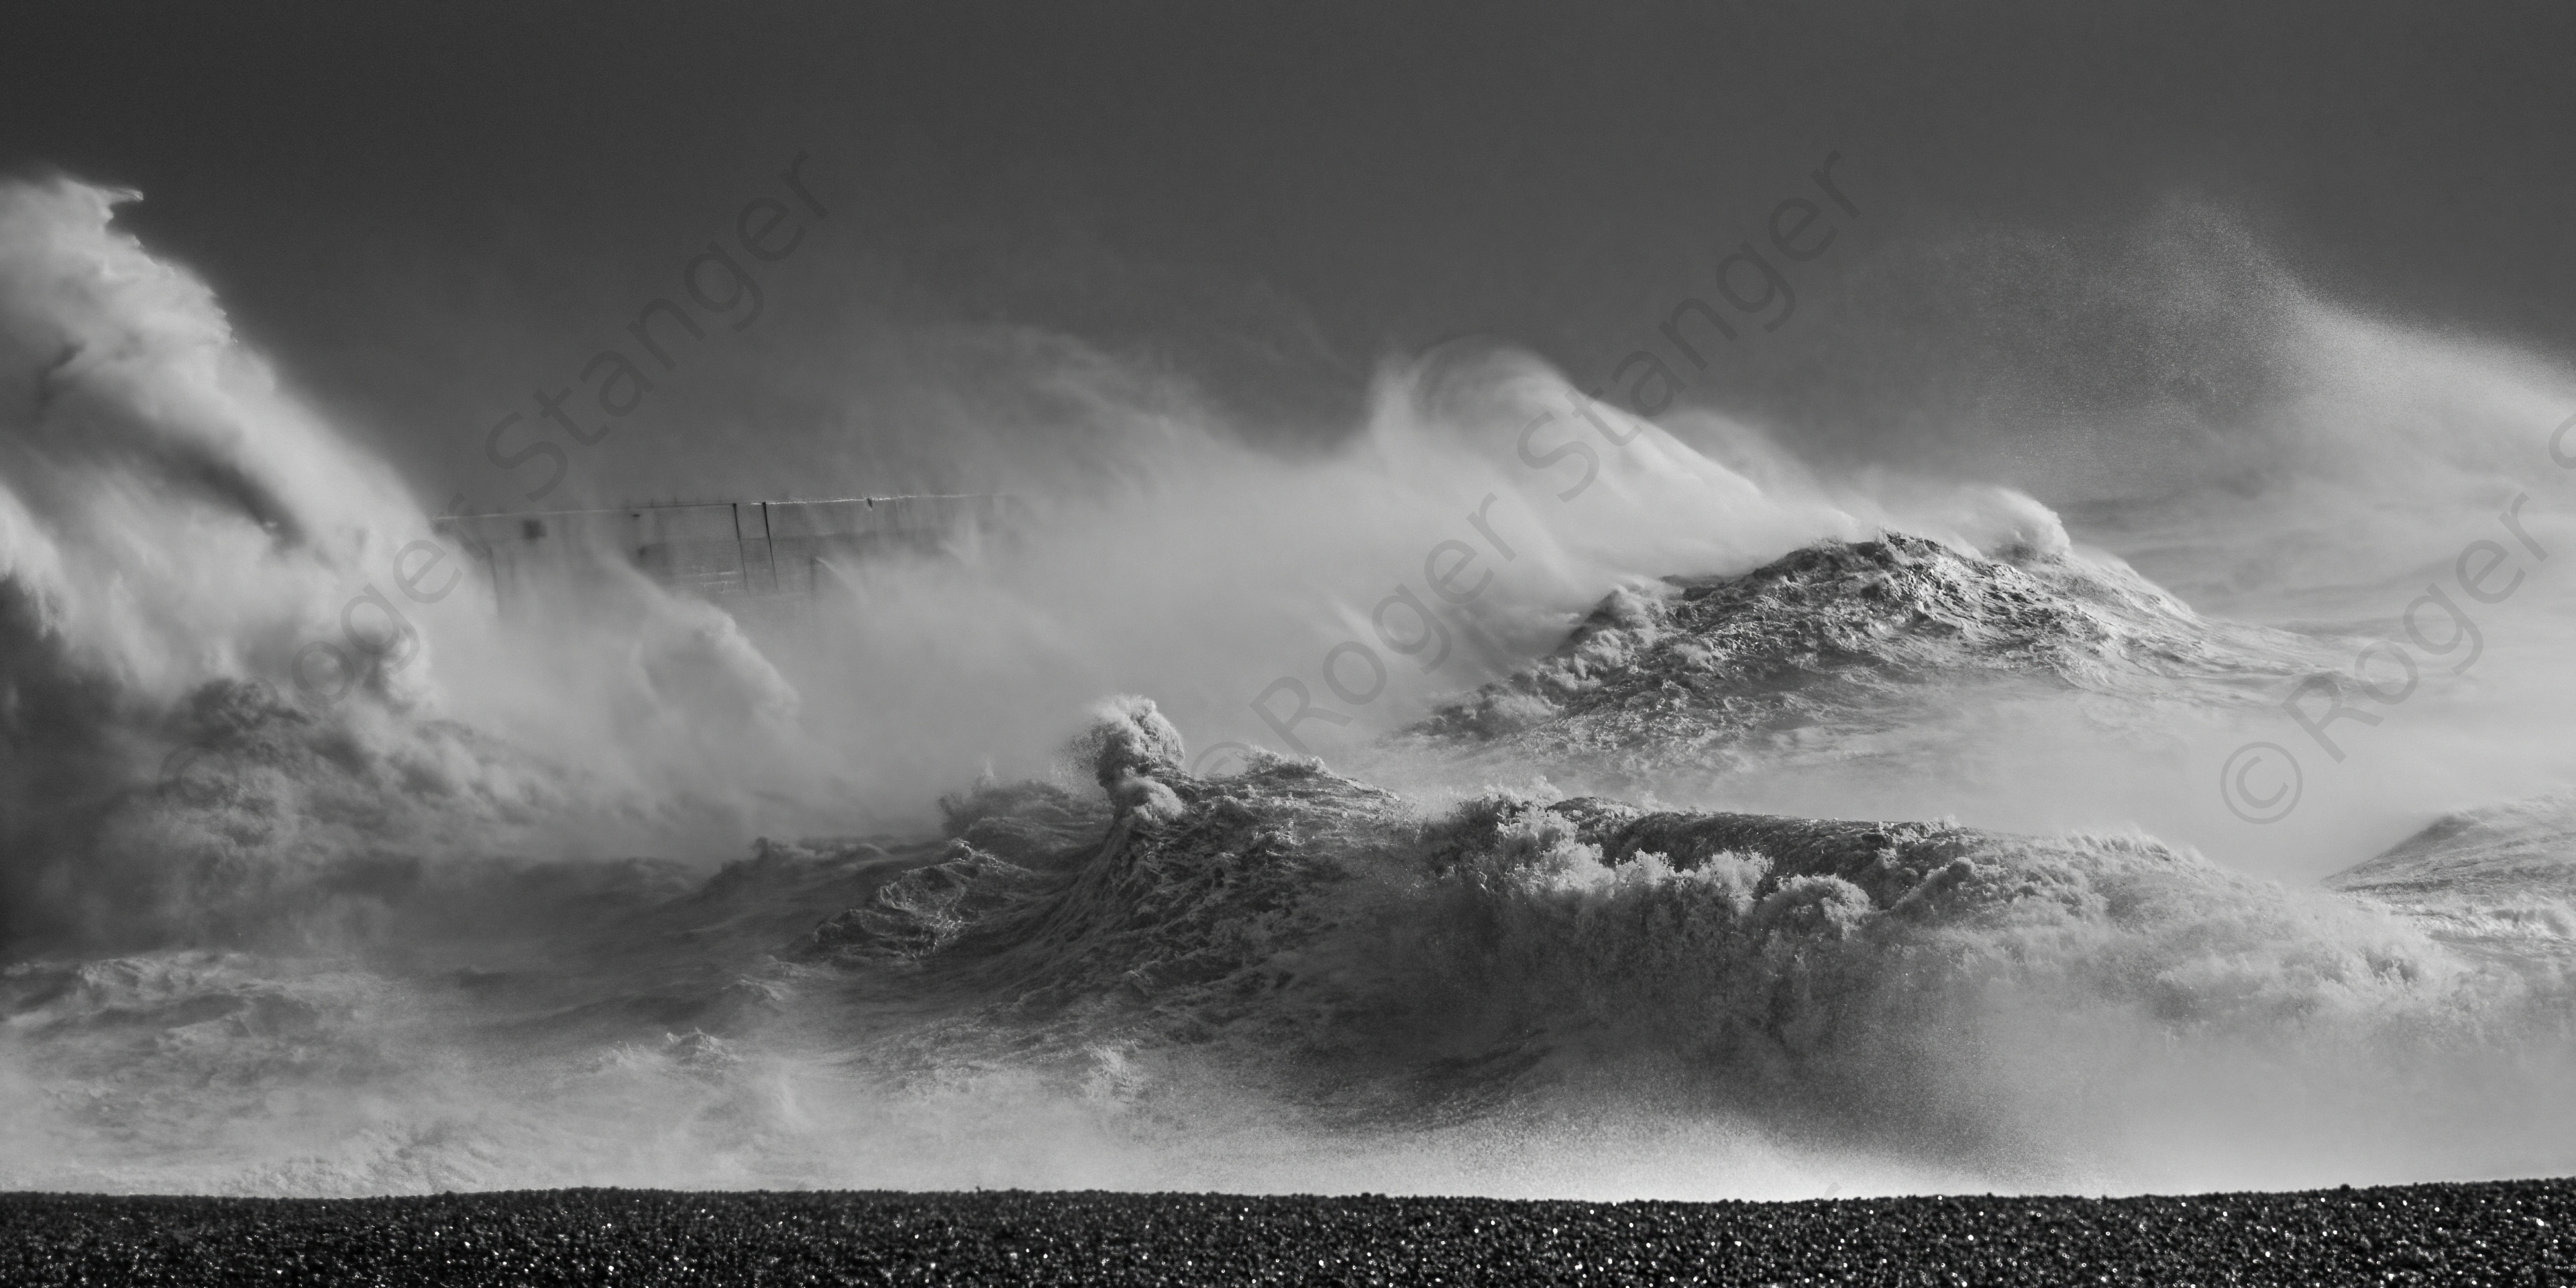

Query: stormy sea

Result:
[7,165,2576,1212]
[9,164,2576,1280]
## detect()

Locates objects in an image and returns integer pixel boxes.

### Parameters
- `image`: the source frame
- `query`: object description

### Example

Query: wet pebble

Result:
[3,1178,2571,1285]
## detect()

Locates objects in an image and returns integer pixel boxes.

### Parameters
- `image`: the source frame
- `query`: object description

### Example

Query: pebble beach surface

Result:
[3,1179,2569,1285]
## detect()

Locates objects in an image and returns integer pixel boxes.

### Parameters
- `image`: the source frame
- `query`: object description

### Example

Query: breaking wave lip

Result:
[1395,531,2342,792]
[769,694,2576,1193]
[6,171,2576,1199]
[2327,791,2576,965]
[9,539,2576,1197]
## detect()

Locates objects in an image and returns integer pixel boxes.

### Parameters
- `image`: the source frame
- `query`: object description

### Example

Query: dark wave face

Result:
[5,174,2576,1199]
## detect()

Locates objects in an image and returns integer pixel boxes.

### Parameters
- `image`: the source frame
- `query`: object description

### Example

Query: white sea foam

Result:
[5,176,2576,1199]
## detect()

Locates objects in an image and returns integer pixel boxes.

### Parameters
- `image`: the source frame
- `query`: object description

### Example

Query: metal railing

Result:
[433,494,1016,614]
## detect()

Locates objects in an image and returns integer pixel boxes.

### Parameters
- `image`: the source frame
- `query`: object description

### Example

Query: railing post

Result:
[731,502,749,600]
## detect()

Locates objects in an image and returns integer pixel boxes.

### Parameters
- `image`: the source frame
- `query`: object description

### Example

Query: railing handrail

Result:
[433,492,1014,521]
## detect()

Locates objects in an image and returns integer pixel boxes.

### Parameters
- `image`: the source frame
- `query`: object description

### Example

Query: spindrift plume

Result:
[0,178,887,949]
[2,177,2575,1205]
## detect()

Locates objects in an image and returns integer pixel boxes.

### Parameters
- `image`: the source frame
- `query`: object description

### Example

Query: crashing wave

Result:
[7,172,2576,1194]
[2328,792,2576,964]
[797,698,2540,1171]
[1,655,566,955]
[1401,533,2332,788]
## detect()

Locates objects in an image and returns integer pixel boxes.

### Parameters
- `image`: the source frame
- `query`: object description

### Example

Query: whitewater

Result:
[5,175,2576,1203]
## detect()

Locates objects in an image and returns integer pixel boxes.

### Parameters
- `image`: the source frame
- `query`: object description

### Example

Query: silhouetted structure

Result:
[435,494,1012,614]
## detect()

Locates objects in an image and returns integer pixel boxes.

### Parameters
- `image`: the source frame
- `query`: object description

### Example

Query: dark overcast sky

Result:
[7,1,2574,505]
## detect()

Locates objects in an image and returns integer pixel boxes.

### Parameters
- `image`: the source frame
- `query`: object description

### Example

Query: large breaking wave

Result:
[5,175,2576,1199]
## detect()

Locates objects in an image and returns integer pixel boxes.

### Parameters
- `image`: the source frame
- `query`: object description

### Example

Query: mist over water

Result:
[6,174,2576,1201]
